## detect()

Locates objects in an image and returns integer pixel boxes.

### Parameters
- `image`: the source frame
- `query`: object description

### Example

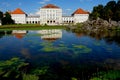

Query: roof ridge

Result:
[72,8,89,15]
[42,4,60,8]
[10,8,26,14]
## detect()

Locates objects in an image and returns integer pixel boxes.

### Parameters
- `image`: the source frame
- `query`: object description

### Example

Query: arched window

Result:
[50,21,52,23]
[72,21,74,23]
[32,21,34,24]
[26,21,28,24]
[47,21,49,23]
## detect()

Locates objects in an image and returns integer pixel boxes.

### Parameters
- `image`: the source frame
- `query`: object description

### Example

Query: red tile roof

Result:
[13,33,26,39]
[72,8,89,15]
[42,4,60,8]
[10,8,26,14]
[42,38,59,42]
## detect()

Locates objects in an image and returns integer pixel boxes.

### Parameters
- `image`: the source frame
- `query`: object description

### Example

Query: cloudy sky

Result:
[0,0,118,15]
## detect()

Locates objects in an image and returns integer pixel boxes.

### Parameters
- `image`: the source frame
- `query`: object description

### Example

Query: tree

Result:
[97,5,104,18]
[114,0,120,21]
[89,0,120,21]
[90,12,100,20]
[0,11,3,21]
[106,1,116,11]
[103,7,113,21]
[2,12,14,25]
[114,11,120,21]
[89,5,104,20]
[116,0,120,10]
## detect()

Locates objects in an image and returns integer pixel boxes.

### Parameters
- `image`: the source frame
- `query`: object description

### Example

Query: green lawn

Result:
[0,24,66,30]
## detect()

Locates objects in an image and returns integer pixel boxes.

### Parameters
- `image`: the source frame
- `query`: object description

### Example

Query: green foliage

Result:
[91,70,120,80]
[90,0,120,21]
[0,57,29,78]
[75,23,83,28]
[73,44,92,53]
[90,77,102,80]
[2,12,14,25]
[103,8,113,21]
[71,77,77,80]
[0,24,66,30]
[31,66,49,75]
[44,23,48,26]
[0,11,3,20]
[40,42,68,52]
[23,74,39,80]
[90,5,103,20]
[0,57,28,70]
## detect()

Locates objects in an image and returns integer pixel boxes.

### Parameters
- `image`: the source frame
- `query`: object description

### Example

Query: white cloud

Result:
[35,11,40,15]
[29,13,34,16]
[62,12,67,15]
[39,2,45,4]
[38,0,50,5]
[35,9,40,15]
[66,9,71,11]
[29,9,40,16]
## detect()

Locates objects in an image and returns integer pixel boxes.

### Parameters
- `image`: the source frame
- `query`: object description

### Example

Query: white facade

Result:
[62,16,74,24]
[26,16,40,24]
[11,14,26,24]
[73,14,89,23]
[40,8,62,25]
[10,4,89,25]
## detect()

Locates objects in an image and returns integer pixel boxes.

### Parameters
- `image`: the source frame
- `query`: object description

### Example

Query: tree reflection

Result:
[68,28,120,46]
[0,31,12,38]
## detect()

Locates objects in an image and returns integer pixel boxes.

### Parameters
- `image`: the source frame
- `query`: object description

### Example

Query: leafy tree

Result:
[90,12,99,20]
[114,11,120,21]
[0,11,3,20]
[2,12,14,25]
[105,0,116,12]
[90,0,120,21]
[114,0,120,21]
[96,5,104,18]
[116,0,120,10]
[90,5,104,20]
[103,7,113,21]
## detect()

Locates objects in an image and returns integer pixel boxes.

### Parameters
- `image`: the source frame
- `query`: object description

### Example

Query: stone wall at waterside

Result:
[83,18,120,28]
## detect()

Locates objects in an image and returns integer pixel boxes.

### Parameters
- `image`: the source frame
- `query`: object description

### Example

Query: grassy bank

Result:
[0,24,66,30]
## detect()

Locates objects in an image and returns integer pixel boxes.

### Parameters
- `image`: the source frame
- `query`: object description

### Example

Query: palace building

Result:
[10,4,89,25]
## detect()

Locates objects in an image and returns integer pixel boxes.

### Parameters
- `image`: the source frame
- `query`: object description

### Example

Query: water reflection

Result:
[69,29,120,46]
[0,29,120,80]
[36,29,62,41]
[0,31,12,38]
[12,30,27,39]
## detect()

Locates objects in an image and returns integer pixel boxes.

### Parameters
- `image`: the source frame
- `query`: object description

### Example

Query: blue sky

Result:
[0,0,118,16]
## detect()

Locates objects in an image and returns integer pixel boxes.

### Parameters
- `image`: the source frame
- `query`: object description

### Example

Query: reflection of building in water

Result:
[12,30,27,39]
[36,29,62,41]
